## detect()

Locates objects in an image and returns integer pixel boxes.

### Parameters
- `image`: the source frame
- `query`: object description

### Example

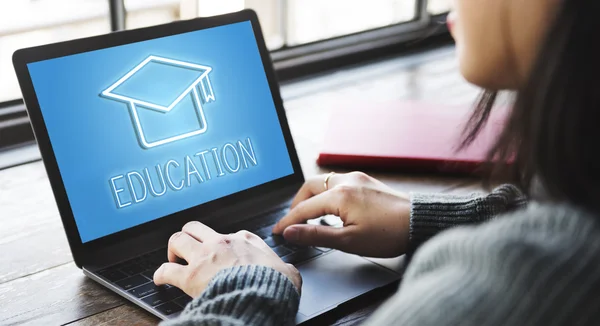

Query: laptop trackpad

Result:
[296,250,400,318]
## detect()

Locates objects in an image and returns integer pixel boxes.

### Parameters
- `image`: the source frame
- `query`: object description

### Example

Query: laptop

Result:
[12,9,402,324]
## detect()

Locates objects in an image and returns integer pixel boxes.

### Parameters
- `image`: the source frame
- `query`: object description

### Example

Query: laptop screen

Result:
[26,21,295,243]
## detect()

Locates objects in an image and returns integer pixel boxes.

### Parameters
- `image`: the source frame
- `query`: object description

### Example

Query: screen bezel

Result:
[12,9,304,267]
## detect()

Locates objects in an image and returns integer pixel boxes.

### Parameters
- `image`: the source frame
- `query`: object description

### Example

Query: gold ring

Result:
[324,172,335,191]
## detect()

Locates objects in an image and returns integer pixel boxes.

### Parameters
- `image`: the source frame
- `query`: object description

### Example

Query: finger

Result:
[282,224,353,250]
[289,178,321,209]
[235,229,261,242]
[290,173,341,209]
[181,221,219,243]
[233,230,268,250]
[229,230,281,257]
[167,231,201,263]
[153,262,187,288]
[273,191,340,234]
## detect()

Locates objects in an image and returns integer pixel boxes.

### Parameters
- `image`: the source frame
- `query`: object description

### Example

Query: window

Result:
[0,1,111,103]
[124,2,177,29]
[0,0,451,161]
[1,0,452,103]
[428,0,452,15]
[126,0,434,49]
[285,0,417,46]
[122,0,426,50]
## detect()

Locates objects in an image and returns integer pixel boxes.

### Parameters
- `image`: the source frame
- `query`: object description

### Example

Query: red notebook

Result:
[316,100,508,175]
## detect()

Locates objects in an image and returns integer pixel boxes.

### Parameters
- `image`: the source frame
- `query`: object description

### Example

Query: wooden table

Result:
[0,46,484,325]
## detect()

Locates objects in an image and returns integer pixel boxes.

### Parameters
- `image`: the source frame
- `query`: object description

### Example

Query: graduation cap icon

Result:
[101,55,215,149]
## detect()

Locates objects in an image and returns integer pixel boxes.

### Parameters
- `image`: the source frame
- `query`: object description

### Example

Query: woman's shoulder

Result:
[397,202,600,325]
[484,201,600,240]
[413,201,600,261]
[406,201,600,289]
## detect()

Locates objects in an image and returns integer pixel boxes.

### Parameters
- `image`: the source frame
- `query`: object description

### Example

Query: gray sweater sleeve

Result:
[408,183,526,254]
[161,265,299,326]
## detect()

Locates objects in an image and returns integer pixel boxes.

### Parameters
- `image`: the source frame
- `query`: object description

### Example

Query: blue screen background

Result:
[27,21,294,243]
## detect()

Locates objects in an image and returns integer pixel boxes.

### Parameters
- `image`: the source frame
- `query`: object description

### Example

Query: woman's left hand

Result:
[153,221,302,298]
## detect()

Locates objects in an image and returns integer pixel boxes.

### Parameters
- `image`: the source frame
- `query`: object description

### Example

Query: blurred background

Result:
[0,0,454,169]
[0,0,451,103]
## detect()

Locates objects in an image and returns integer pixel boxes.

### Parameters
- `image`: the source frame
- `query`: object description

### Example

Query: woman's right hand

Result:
[272,172,411,258]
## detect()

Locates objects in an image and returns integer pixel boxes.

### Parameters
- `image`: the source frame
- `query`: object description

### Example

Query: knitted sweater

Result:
[163,184,600,325]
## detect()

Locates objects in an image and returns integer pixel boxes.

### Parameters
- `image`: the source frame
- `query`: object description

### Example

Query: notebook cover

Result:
[316,100,508,175]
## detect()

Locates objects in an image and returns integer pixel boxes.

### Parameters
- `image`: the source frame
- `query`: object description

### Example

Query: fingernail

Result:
[169,232,181,242]
[153,266,162,283]
[284,227,299,242]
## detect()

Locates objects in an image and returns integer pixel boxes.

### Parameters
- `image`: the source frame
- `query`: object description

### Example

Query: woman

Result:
[154,0,600,324]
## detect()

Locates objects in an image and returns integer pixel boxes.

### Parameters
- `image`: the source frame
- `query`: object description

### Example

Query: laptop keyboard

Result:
[96,211,331,316]
[250,225,330,265]
[98,249,190,315]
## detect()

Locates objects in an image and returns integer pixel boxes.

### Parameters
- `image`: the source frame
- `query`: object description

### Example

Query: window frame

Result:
[273,0,429,59]
[0,99,30,149]
[0,0,450,158]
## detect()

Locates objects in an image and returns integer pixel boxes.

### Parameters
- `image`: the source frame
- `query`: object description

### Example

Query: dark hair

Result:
[461,0,600,213]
